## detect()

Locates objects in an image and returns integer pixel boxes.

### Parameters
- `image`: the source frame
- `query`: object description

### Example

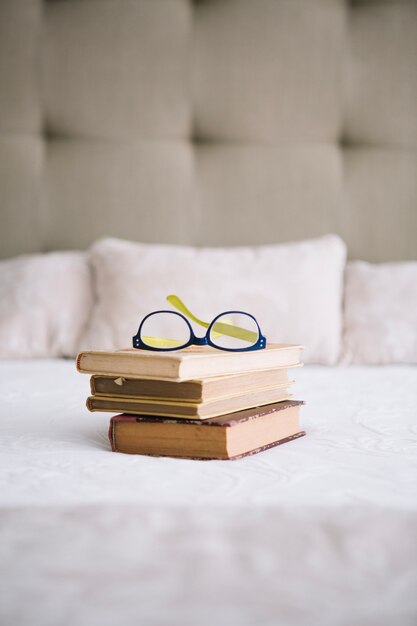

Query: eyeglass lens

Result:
[140,312,191,349]
[209,313,259,349]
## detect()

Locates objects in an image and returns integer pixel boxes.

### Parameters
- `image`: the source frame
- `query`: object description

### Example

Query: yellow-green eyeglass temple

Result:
[167,295,258,343]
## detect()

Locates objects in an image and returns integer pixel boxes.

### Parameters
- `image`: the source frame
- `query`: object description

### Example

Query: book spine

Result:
[108,417,117,452]
[77,354,183,380]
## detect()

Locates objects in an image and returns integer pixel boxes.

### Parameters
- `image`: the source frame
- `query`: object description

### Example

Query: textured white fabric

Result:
[81,235,346,364]
[1,359,416,509]
[0,251,93,357]
[1,506,416,626]
[0,360,416,626]
[343,261,417,364]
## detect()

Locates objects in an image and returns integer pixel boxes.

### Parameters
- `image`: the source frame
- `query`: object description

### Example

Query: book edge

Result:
[89,382,292,406]
[108,399,305,426]
[86,393,294,420]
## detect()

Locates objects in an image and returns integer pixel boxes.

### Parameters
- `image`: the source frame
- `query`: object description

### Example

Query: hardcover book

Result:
[108,400,305,460]
[77,343,303,382]
[87,385,292,420]
[90,367,296,402]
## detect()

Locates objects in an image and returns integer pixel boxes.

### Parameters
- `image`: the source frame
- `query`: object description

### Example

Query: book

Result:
[77,343,303,382]
[87,385,292,419]
[108,400,305,460]
[90,367,296,402]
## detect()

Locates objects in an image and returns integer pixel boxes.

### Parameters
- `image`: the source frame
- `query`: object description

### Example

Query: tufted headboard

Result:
[0,0,416,262]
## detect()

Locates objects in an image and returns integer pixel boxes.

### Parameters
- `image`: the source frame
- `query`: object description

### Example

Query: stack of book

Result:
[77,344,305,460]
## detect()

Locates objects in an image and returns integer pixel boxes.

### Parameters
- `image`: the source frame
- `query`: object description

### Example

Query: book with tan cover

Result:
[87,385,292,419]
[108,400,305,460]
[90,367,297,402]
[77,343,303,382]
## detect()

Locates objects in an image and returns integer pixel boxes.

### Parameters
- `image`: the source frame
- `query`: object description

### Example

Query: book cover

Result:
[77,343,303,382]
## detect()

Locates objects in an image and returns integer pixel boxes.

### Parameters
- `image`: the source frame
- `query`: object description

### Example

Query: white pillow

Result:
[0,251,93,358]
[81,235,346,364]
[342,261,417,364]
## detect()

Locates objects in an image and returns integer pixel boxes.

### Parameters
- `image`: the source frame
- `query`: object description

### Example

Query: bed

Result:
[1,360,416,626]
[1,1,417,625]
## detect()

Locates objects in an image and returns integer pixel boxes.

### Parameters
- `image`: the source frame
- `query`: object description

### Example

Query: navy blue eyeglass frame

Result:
[132,310,266,352]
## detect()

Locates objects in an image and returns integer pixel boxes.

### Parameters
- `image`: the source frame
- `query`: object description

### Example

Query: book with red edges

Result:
[108,400,305,460]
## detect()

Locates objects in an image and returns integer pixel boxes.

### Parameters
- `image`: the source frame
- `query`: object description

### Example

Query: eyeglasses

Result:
[132,295,266,352]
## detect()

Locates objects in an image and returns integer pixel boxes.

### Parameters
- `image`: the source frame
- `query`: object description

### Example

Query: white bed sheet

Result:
[1,360,417,626]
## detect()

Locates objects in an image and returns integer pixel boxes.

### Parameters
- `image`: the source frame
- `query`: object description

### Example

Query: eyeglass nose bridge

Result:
[193,335,209,347]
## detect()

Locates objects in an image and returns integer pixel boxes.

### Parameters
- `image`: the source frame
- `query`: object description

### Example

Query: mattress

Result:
[1,360,417,626]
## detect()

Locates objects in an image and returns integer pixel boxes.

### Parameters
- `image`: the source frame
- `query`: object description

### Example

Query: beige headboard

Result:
[0,0,416,262]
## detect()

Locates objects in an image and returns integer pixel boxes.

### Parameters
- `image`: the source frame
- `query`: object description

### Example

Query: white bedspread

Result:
[1,360,417,626]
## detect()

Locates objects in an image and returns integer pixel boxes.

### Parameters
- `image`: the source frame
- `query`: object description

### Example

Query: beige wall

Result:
[0,0,416,261]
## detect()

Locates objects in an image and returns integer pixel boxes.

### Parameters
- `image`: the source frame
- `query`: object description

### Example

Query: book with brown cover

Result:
[87,385,292,419]
[77,343,303,382]
[90,367,297,402]
[108,400,305,460]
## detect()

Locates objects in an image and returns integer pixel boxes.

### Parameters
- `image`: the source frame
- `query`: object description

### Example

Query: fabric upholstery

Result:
[345,0,417,147]
[194,0,345,142]
[0,0,416,262]
[342,261,417,364]
[46,141,194,249]
[43,0,191,139]
[81,234,347,365]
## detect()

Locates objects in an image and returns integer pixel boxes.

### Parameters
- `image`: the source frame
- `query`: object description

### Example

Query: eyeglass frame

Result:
[132,310,267,352]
